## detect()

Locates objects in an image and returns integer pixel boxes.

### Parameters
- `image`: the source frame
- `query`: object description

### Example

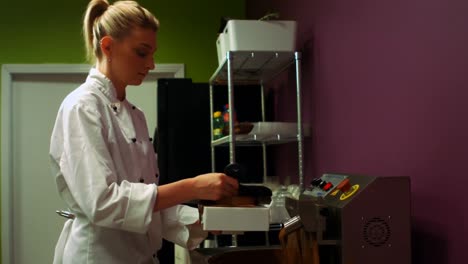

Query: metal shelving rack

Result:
[208,50,305,190]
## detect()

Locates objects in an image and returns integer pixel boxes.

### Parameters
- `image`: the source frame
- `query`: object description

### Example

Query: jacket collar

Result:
[86,67,128,113]
[86,67,119,103]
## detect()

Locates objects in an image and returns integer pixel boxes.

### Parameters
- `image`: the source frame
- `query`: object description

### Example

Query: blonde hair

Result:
[83,0,159,63]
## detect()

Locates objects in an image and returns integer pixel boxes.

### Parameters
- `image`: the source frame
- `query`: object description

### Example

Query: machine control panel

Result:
[305,174,349,198]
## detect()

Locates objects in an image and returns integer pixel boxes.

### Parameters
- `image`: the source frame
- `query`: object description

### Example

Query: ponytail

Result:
[83,0,110,63]
[82,0,159,64]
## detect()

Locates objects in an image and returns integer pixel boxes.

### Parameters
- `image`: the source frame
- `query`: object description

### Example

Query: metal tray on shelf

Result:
[209,51,297,85]
[211,122,310,147]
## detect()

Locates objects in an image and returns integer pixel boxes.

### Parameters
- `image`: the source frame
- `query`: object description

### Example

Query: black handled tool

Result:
[225,163,272,199]
[199,163,272,205]
[224,163,245,179]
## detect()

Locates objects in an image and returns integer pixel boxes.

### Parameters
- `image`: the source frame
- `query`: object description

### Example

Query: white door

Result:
[1,64,183,264]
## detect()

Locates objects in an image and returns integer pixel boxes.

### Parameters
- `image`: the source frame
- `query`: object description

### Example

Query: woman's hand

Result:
[153,173,238,212]
[192,218,222,235]
[192,173,238,201]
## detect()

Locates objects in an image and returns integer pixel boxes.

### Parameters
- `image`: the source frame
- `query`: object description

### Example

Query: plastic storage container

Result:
[269,186,292,223]
[216,33,229,65]
[216,20,297,65]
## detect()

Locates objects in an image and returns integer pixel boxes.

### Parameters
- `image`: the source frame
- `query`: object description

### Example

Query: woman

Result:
[49,1,238,263]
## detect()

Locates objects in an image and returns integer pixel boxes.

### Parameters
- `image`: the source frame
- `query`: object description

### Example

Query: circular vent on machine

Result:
[363,217,391,247]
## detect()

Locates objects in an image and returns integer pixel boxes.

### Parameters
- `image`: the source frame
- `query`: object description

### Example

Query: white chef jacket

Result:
[49,68,206,264]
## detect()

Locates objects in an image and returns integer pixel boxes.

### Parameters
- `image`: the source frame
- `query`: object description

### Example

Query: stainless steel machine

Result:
[283,173,412,264]
[190,173,412,264]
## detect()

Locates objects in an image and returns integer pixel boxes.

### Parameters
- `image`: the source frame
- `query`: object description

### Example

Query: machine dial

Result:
[311,178,322,187]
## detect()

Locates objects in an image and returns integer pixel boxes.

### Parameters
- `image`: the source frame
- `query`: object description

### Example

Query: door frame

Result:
[1,63,184,264]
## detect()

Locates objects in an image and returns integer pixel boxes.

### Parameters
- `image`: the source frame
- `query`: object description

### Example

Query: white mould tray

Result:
[202,206,270,232]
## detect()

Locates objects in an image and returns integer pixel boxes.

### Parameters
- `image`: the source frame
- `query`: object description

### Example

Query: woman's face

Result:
[110,27,157,87]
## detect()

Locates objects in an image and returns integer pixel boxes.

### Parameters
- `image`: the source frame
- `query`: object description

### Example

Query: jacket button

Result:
[132,105,136,110]
[155,173,159,178]
[131,138,137,143]
[139,178,144,183]
[149,138,153,142]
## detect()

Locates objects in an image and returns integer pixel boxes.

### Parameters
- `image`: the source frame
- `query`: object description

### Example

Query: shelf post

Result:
[260,83,268,184]
[209,84,215,172]
[226,51,238,248]
[227,51,236,164]
[295,51,304,190]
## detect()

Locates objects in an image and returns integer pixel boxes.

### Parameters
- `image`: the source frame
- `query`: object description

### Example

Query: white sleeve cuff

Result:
[161,205,207,249]
[122,182,157,234]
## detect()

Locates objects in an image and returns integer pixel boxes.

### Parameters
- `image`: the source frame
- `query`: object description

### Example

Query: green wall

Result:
[0,0,245,262]
[0,0,245,80]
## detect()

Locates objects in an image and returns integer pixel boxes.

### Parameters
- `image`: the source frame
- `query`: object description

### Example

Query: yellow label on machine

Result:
[340,184,360,201]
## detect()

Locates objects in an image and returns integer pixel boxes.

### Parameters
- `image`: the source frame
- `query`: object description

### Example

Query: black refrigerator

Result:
[154,78,274,263]
[155,78,212,184]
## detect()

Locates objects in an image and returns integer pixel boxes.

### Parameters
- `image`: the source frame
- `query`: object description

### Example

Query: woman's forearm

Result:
[152,173,238,212]
[153,178,196,211]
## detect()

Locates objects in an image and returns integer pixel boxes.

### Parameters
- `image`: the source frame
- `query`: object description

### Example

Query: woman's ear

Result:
[100,36,113,59]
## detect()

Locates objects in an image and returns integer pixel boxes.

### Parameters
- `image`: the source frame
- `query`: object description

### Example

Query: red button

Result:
[337,179,351,193]
[323,182,333,191]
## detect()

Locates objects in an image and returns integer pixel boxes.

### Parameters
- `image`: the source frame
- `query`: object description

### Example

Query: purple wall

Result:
[247,0,468,263]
